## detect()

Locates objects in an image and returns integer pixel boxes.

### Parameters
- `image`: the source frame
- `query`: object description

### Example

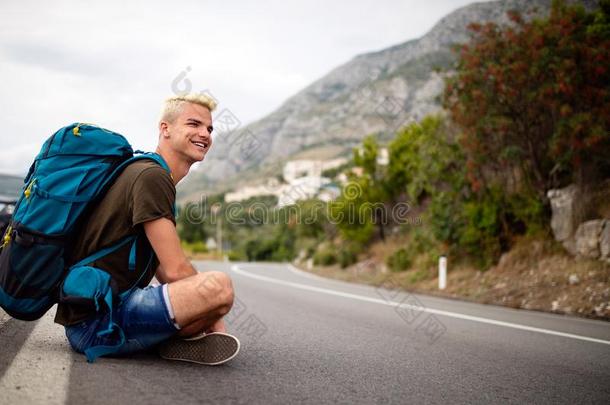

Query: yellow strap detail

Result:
[24,178,36,199]
[72,122,98,136]
[2,225,12,248]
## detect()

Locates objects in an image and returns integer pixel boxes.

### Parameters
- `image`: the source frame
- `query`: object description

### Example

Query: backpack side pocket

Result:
[61,265,125,362]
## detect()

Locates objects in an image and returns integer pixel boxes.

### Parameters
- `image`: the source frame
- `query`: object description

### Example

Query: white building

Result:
[224,157,347,206]
[283,158,347,183]
[337,167,364,184]
[377,148,389,166]
[225,185,270,203]
[317,185,341,202]
[205,237,217,250]
[354,146,389,166]
[283,160,321,183]
[276,176,332,207]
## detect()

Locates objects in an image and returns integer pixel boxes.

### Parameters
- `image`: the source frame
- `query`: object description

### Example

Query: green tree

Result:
[386,116,462,203]
[348,135,390,241]
[330,175,376,246]
[177,202,207,243]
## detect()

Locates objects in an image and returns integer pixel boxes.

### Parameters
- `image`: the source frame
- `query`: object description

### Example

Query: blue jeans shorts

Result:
[65,284,179,356]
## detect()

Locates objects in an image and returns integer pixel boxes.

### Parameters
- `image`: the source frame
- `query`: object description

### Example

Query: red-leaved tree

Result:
[444,0,610,200]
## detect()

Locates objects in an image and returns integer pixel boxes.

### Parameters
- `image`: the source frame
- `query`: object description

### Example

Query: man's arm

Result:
[143,217,197,283]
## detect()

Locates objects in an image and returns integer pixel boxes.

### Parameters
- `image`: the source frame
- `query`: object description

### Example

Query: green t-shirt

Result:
[54,160,175,326]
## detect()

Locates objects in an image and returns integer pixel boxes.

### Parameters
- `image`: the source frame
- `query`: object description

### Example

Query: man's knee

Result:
[195,271,234,313]
[215,272,234,315]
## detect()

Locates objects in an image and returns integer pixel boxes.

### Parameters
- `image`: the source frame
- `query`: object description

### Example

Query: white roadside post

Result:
[438,255,447,290]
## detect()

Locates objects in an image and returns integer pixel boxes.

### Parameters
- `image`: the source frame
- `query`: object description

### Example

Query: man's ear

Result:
[159,121,170,138]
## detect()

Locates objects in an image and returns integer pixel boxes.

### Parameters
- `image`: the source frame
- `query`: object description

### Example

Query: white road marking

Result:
[231,264,610,346]
[286,264,329,282]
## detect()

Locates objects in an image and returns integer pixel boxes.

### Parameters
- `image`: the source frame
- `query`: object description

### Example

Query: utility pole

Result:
[217,215,223,258]
[211,204,222,259]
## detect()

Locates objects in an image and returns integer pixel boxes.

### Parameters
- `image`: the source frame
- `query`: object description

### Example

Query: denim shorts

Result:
[65,284,179,357]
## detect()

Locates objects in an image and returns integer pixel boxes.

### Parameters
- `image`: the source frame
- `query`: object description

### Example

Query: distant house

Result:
[225,158,346,206]
[283,160,322,183]
[337,167,364,184]
[276,175,332,207]
[205,237,217,250]
[377,148,389,166]
[224,183,277,203]
[354,146,389,166]
[317,184,341,202]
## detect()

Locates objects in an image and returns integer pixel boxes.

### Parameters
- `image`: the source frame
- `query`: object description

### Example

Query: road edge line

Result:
[230,264,610,346]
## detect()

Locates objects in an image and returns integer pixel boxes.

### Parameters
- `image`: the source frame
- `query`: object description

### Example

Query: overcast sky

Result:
[0,0,480,176]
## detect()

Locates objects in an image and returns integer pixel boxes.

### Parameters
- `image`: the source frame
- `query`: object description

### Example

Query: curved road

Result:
[1,260,609,404]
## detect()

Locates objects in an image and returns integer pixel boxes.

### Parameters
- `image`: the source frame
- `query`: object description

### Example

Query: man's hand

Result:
[143,217,196,283]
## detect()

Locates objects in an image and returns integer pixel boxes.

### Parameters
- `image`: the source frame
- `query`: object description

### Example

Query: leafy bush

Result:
[177,202,207,243]
[313,245,338,266]
[227,250,246,261]
[459,197,503,267]
[338,244,359,268]
[295,237,319,259]
[190,241,208,253]
[386,248,412,272]
[182,241,208,254]
[407,269,429,284]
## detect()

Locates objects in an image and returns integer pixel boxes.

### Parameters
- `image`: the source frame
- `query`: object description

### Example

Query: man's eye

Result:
[207,126,214,134]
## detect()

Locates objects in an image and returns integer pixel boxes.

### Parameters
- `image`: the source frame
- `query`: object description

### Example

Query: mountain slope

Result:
[178,0,591,201]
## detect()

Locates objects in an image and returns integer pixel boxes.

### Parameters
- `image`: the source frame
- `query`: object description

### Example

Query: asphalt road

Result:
[1,260,609,404]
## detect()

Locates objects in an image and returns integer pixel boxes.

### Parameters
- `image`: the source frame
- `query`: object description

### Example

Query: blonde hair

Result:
[160,93,217,123]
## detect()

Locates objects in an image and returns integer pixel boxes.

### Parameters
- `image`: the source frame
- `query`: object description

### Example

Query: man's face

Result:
[163,102,213,163]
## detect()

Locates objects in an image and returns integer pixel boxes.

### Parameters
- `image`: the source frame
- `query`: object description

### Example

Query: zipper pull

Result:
[2,225,12,248]
[24,179,36,199]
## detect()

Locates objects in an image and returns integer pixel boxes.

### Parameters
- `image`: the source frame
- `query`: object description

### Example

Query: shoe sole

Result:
[159,332,240,366]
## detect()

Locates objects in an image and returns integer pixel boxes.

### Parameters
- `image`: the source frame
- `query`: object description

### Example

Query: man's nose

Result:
[198,128,212,144]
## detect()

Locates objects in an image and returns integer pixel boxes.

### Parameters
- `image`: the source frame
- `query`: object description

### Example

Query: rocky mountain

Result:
[178,0,595,202]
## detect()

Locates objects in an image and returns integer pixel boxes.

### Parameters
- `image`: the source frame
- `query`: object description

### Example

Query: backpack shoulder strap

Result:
[102,152,171,192]
[128,152,171,173]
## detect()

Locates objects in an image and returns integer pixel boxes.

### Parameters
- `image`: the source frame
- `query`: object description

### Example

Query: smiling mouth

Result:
[191,140,209,151]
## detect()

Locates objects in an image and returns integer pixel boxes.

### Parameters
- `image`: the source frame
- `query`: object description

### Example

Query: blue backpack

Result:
[0,123,170,361]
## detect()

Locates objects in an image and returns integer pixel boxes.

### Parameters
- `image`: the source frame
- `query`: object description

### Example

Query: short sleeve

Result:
[130,166,176,226]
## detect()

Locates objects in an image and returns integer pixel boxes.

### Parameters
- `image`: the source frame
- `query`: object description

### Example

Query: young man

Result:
[54,94,239,365]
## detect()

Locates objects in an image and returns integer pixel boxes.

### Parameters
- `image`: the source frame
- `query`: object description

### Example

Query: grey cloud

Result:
[0,38,171,80]
[1,40,111,77]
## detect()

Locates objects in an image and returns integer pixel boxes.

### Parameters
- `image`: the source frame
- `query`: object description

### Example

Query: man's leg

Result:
[167,271,234,337]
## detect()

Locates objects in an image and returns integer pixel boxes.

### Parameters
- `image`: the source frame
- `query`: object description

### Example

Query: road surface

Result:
[1,261,609,404]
